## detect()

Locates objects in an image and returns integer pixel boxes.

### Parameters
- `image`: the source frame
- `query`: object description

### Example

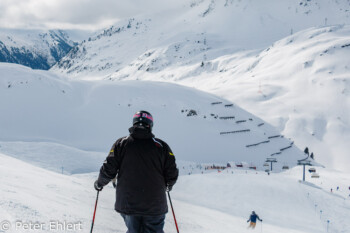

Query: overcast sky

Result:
[0,0,182,31]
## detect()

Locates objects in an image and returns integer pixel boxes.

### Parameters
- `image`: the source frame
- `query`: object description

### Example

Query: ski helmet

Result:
[133,110,153,129]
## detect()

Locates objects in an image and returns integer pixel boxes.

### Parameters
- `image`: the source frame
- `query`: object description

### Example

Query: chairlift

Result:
[263,163,269,167]
[249,166,256,170]
[309,168,316,173]
[282,165,289,170]
[236,163,243,168]
[311,173,320,178]
[265,169,270,173]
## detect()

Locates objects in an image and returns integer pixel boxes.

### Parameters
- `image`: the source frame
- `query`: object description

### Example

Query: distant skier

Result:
[247,211,263,229]
[304,147,309,155]
[94,110,179,233]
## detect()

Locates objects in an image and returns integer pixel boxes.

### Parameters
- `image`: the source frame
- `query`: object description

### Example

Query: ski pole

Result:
[167,191,179,233]
[90,190,100,233]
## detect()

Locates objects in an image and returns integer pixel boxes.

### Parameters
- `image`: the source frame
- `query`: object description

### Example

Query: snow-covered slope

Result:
[0,62,308,171]
[0,141,105,174]
[1,151,349,233]
[0,29,75,70]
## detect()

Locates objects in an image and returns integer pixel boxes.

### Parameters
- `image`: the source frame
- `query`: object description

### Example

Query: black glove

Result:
[247,220,249,223]
[94,180,103,191]
[260,219,263,222]
[166,184,173,192]
[112,181,117,189]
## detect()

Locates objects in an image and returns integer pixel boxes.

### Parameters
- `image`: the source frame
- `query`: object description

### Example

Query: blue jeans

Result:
[121,214,165,233]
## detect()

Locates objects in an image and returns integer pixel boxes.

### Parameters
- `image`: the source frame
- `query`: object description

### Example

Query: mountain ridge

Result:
[52,0,350,77]
[0,29,75,70]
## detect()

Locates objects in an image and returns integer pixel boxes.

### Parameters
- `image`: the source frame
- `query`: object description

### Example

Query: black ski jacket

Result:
[97,126,179,216]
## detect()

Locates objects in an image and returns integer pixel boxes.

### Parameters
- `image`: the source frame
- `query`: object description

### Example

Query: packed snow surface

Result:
[0,152,349,233]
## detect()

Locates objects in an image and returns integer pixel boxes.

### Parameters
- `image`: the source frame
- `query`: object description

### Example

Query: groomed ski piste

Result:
[1,151,350,233]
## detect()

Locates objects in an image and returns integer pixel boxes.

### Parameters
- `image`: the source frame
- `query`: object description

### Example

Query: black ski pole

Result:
[90,190,100,233]
[167,191,179,233]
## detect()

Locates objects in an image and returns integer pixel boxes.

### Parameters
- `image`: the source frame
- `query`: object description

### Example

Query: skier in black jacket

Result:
[94,110,179,233]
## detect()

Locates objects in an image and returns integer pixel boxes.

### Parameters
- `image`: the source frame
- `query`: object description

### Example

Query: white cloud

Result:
[0,0,184,30]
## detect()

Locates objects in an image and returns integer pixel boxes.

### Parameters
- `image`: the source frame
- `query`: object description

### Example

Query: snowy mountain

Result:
[0,29,75,70]
[0,63,309,172]
[50,0,350,172]
[51,0,350,78]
